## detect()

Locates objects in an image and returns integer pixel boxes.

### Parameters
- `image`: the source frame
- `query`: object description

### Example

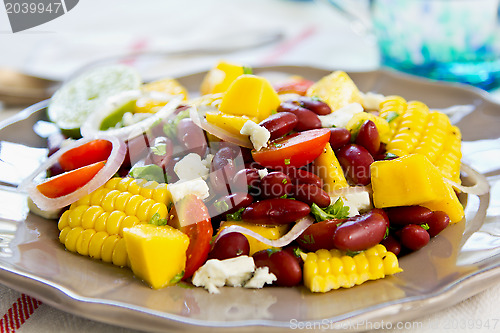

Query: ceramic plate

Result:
[0,66,498,333]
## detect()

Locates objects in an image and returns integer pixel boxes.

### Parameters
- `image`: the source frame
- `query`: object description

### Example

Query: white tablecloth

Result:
[0,1,499,332]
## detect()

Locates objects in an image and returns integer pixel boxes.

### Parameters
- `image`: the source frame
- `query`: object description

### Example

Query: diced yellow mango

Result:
[306,71,363,111]
[371,154,448,208]
[422,182,464,223]
[200,61,246,95]
[123,224,190,289]
[205,112,255,137]
[218,221,289,255]
[313,143,348,193]
[346,112,392,143]
[218,75,281,121]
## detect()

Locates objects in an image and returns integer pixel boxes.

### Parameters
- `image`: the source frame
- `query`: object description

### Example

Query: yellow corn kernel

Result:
[89,188,111,206]
[104,177,122,190]
[114,192,133,211]
[81,206,105,230]
[106,210,127,235]
[102,190,120,212]
[101,235,120,263]
[112,238,128,267]
[303,244,402,293]
[89,231,108,260]
[58,210,70,231]
[64,227,83,253]
[68,204,89,228]
[386,101,430,156]
[59,226,71,244]
[379,96,407,138]
[136,198,155,222]
[124,194,145,216]
[94,211,110,232]
[413,111,451,163]
[435,126,462,184]
[76,229,96,257]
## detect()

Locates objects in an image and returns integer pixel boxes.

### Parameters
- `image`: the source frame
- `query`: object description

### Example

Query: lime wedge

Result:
[48,65,142,135]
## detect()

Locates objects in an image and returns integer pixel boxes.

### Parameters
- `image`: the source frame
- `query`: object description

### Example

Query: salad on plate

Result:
[19,61,481,294]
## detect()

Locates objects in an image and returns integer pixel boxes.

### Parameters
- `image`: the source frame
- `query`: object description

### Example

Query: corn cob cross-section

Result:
[303,244,402,293]
[57,177,172,267]
[380,97,461,184]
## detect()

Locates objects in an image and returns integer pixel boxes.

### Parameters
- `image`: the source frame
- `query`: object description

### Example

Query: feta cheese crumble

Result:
[257,168,269,179]
[331,190,372,217]
[360,92,386,111]
[167,177,210,202]
[240,120,270,151]
[174,153,210,180]
[318,103,363,128]
[192,256,276,294]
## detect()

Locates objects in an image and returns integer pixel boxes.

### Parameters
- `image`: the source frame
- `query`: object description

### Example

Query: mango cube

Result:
[205,112,255,137]
[123,224,190,289]
[371,154,448,208]
[422,182,464,223]
[218,221,289,255]
[200,61,246,95]
[313,142,348,193]
[218,74,281,121]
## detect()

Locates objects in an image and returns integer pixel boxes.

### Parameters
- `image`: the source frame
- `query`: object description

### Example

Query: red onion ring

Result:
[18,135,126,211]
[445,164,489,196]
[189,107,253,149]
[214,215,314,248]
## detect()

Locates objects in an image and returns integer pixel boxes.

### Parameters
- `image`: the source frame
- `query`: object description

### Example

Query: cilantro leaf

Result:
[310,198,350,222]
[150,143,167,156]
[129,164,167,183]
[169,271,184,284]
[226,207,245,221]
[149,212,169,226]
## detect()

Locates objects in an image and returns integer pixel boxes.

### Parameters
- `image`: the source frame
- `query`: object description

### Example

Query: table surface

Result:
[1,1,499,332]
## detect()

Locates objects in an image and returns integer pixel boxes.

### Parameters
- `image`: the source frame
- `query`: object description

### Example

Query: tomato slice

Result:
[169,194,213,279]
[58,139,113,171]
[36,161,106,198]
[252,128,330,169]
[274,78,314,96]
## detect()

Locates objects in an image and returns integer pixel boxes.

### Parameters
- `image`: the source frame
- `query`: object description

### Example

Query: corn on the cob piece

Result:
[57,177,171,267]
[303,244,402,293]
[382,99,461,184]
[378,95,407,138]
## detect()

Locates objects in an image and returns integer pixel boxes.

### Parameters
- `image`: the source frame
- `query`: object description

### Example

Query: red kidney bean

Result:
[124,134,151,168]
[144,136,173,169]
[381,234,402,256]
[210,192,254,219]
[398,224,430,251]
[277,102,321,132]
[177,118,207,156]
[385,206,433,227]
[210,146,242,193]
[295,96,331,115]
[298,218,345,252]
[259,171,292,199]
[289,183,330,207]
[283,245,304,267]
[233,168,261,195]
[253,249,302,287]
[241,198,310,225]
[332,209,389,251]
[355,120,380,156]
[287,168,323,188]
[426,211,450,237]
[209,232,250,260]
[336,144,374,186]
[329,128,351,150]
[259,112,298,140]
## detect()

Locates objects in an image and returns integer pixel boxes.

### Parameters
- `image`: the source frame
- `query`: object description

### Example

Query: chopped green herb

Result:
[213,200,230,214]
[284,158,291,165]
[384,111,399,123]
[350,121,364,142]
[384,227,390,239]
[420,223,430,230]
[298,234,315,245]
[310,198,350,222]
[265,248,280,257]
[345,250,362,257]
[129,164,167,183]
[242,66,253,75]
[169,271,184,284]
[163,109,190,139]
[282,178,288,184]
[226,207,245,221]
[293,247,303,258]
[384,153,398,160]
[149,213,169,226]
[280,194,288,199]
[150,143,167,156]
